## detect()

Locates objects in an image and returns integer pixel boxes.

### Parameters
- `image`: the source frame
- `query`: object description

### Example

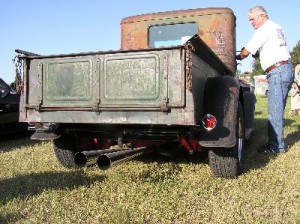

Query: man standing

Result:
[236,6,294,153]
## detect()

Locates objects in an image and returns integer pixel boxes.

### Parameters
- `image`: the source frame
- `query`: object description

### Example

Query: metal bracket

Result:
[160,98,169,112]
[92,100,101,113]
[25,104,41,111]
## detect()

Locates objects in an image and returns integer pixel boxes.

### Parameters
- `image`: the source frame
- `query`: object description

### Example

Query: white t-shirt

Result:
[245,20,291,71]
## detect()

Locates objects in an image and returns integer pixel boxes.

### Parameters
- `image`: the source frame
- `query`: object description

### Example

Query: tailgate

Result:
[25,48,185,112]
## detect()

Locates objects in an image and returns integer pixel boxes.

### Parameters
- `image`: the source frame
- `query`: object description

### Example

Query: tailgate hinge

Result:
[160,98,169,112]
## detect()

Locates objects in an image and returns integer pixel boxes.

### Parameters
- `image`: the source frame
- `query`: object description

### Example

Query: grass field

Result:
[0,96,300,223]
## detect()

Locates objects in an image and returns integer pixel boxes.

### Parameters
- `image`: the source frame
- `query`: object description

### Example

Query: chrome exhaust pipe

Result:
[97,147,147,170]
[74,148,122,168]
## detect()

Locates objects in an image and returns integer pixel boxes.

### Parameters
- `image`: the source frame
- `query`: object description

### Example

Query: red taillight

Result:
[202,114,217,131]
[93,138,99,145]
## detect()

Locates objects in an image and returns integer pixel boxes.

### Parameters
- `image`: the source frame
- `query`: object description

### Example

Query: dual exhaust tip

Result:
[74,147,147,170]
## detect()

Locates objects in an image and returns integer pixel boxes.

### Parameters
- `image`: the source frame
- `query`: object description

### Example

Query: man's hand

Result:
[236,47,245,60]
[236,54,242,60]
[236,47,251,61]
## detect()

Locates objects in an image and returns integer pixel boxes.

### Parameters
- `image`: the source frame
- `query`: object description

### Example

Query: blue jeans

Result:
[266,63,294,152]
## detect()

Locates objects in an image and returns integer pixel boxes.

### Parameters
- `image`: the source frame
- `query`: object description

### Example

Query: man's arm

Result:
[236,48,251,60]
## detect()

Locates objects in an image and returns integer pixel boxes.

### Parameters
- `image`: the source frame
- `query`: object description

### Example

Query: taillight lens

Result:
[202,114,217,131]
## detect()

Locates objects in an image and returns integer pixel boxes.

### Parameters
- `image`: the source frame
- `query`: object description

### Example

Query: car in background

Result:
[0,78,28,135]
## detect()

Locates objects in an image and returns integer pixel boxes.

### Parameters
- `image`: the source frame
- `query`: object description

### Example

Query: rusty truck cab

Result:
[120,7,236,73]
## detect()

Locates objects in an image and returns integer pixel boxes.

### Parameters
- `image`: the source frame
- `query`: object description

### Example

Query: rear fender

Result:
[242,91,256,131]
[199,76,239,147]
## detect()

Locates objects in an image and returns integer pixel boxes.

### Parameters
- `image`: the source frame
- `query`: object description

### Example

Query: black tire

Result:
[53,133,79,168]
[208,102,245,178]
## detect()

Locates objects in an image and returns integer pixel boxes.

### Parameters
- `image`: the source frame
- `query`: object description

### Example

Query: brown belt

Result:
[265,60,289,73]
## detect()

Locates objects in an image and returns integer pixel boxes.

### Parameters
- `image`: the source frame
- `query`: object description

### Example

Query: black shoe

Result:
[258,143,285,154]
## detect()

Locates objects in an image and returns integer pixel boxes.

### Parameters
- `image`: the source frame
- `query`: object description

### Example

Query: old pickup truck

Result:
[15,7,255,178]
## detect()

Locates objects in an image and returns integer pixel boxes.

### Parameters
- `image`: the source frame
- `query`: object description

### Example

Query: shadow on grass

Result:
[0,131,37,153]
[137,146,209,166]
[284,119,300,149]
[254,111,263,116]
[243,117,300,172]
[0,129,33,141]
[0,170,106,205]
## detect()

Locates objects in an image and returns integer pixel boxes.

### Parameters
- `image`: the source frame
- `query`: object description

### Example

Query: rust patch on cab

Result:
[121,7,236,73]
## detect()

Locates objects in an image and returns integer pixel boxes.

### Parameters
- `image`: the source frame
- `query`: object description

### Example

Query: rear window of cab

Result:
[149,23,198,48]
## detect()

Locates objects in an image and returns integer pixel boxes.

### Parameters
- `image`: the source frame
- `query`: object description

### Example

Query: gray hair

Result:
[248,6,269,19]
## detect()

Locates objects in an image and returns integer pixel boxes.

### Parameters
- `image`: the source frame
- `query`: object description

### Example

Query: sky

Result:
[0,0,299,84]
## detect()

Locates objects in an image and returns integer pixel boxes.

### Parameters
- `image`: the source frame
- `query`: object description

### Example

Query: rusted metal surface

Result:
[24,48,184,109]
[20,46,194,125]
[121,7,236,73]
[185,42,194,92]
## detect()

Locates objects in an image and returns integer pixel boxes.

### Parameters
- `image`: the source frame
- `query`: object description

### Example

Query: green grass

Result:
[1,96,300,223]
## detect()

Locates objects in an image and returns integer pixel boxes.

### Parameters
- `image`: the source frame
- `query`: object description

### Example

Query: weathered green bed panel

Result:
[25,48,186,112]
